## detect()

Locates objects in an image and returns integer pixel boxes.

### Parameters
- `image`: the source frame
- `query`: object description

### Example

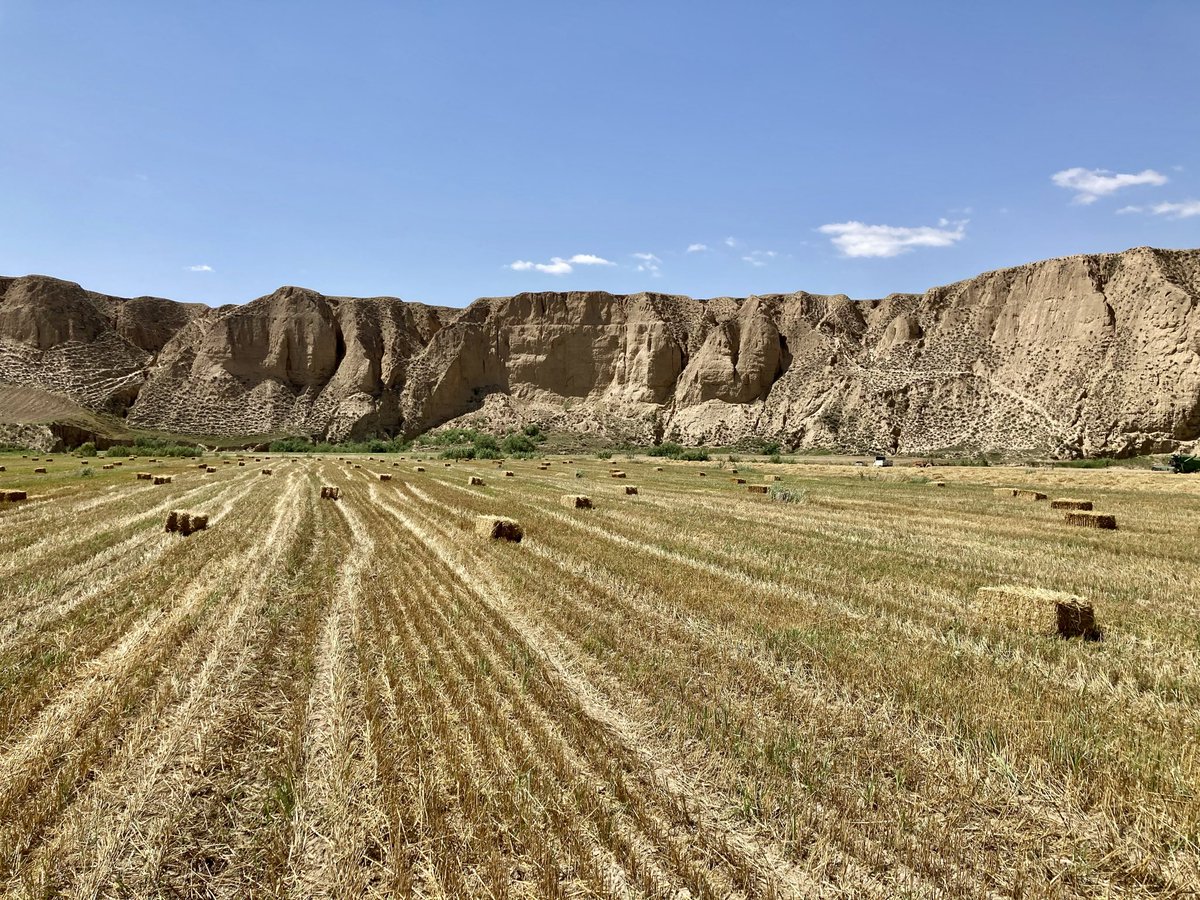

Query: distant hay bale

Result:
[33,467,46,474]
[1051,498,1093,510]
[1065,511,1117,530]
[148,458,158,463]
[136,472,153,480]
[261,469,273,476]
[698,472,706,477]
[320,486,341,500]
[80,460,88,465]
[414,466,426,473]
[654,466,664,472]
[624,486,638,496]
[505,471,515,477]
[198,464,209,470]
[610,471,627,479]
[112,462,123,467]
[238,461,246,467]
[0,465,5,472]
[729,468,739,474]
[731,477,746,484]
[930,481,945,488]
[165,511,180,533]
[993,488,1018,498]
[205,466,217,474]
[475,515,523,542]
[102,464,113,470]
[353,465,362,470]
[765,475,781,482]
[976,585,1100,639]
[747,485,769,494]
[189,514,209,532]
[379,473,392,481]
[168,511,208,536]
[223,460,232,465]
[444,463,452,467]
[153,476,172,485]
[467,476,485,486]
[561,494,593,509]
[2,490,28,502]
[1014,489,1047,501]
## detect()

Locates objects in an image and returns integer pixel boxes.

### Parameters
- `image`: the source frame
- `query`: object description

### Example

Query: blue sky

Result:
[1,1,1197,308]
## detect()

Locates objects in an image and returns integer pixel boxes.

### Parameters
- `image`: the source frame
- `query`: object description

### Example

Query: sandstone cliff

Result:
[1,246,1198,456]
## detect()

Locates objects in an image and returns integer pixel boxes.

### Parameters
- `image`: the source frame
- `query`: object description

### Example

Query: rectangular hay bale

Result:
[379,474,392,481]
[475,515,523,542]
[1065,511,1117,530]
[468,476,485,486]
[1051,498,1093,510]
[1014,489,1047,501]
[561,494,593,509]
[610,471,627,479]
[2,490,28,502]
[975,585,1099,639]
[624,486,638,495]
[320,486,341,500]
[747,485,769,494]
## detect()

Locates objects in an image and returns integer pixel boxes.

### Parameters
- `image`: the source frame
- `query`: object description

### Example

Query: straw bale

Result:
[560,494,593,509]
[976,585,1099,639]
[1065,511,1117,530]
[475,515,523,542]
[1051,498,1092,510]
[467,476,485,486]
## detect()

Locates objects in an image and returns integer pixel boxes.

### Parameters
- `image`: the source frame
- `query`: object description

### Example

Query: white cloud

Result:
[1119,199,1200,219]
[1051,167,1167,204]
[686,243,709,253]
[186,264,213,272]
[818,220,967,258]
[723,236,739,248]
[632,252,662,276]
[741,250,777,267]
[507,253,614,275]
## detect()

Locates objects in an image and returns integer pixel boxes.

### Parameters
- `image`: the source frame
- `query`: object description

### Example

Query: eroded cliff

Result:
[1,246,1198,455]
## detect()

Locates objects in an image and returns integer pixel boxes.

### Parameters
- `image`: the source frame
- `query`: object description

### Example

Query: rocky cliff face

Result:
[2,246,1198,456]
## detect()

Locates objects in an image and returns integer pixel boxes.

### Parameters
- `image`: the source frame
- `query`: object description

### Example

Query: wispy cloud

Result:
[1051,167,1167,204]
[723,236,740,248]
[507,253,615,275]
[633,252,662,276]
[186,264,213,272]
[1118,199,1200,219]
[685,243,709,253]
[741,250,777,267]
[818,220,967,258]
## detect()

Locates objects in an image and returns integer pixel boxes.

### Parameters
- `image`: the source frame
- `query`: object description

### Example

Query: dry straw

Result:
[561,495,594,509]
[1065,511,1117,530]
[1051,498,1093,510]
[975,585,1100,639]
[475,515,523,542]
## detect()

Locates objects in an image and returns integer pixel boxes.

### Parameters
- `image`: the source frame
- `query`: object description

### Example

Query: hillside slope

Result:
[1,246,1198,455]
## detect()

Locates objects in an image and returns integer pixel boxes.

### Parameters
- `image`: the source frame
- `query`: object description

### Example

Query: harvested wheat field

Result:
[1,454,1198,898]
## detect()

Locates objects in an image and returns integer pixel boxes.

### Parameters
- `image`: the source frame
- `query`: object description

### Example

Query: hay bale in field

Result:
[80,460,88,465]
[165,510,180,533]
[1051,498,1093,510]
[0,465,5,472]
[504,470,515,477]
[444,462,452,468]
[624,486,638,496]
[414,466,426,472]
[975,585,1100,639]
[1014,489,1047,501]
[189,514,209,533]
[475,515,523,542]
[1065,511,1117,530]
[729,468,739,474]
[467,476,485,486]
[320,486,341,500]
[112,461,123,467]
[698,472,707,477]
[747,485,769,494]
[379,473,392,481]
[353,465,362,470]
[238,461,246,467]
[136,472,153,480]
[261,469,273,476]
[993,488,1018,498]
[654,466,664,472]
[33,467,46,474]
[223,460,232,465]
[148,459,158,463]
[2,490,28,502]
[610,471,627,479]
[205,466,217,474]
[561,494,593,509]
[731,477,746,484]
[198,463,208,470]
[102,464,113,470]
[765,475,781,482]
[930,481,946,488]
[153,475,172,485]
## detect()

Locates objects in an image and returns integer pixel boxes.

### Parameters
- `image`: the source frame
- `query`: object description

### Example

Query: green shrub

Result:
[770,486,807,504]
[76,442,98,457]
[501,433,536,454]
[596,450,613,460]
[522,423,542,439]
[441,446,477,460]
[105,445,130,458]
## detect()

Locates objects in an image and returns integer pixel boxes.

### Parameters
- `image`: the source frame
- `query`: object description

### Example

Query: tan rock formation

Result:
[1,246,1198,456]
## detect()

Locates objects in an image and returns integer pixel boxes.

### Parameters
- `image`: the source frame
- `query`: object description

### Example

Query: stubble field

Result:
[0,452,1197,898]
